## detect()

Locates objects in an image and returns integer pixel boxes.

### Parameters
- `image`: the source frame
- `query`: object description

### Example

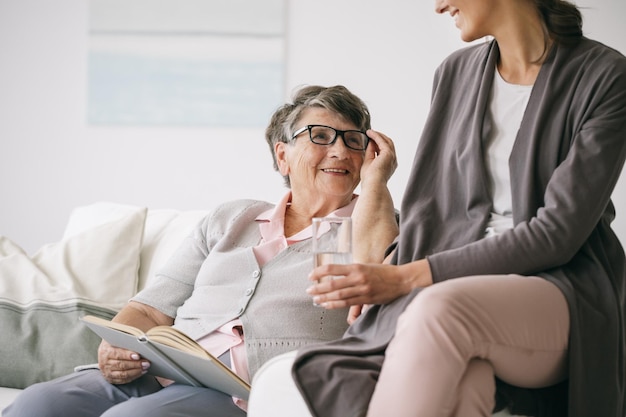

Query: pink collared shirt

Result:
[194,192,356,410]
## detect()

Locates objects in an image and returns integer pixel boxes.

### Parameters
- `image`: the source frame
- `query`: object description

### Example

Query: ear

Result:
[275,141,290,176]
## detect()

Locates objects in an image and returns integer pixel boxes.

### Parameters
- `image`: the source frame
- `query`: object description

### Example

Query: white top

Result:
[484,69,533,237]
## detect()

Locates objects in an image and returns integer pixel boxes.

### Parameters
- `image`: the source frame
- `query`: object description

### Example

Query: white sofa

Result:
[0,202,210,412]
[0,202,522,416]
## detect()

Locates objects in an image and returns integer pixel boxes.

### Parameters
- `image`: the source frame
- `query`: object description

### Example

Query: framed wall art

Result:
[87,0,286,127]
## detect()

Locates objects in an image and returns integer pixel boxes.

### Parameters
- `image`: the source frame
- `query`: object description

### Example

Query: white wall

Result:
[1,0,625,254]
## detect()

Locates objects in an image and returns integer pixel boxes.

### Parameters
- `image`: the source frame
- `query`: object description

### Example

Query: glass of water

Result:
[311,216,353,287]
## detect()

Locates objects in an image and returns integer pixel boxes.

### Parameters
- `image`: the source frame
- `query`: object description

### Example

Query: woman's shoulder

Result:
[207,198,274,222]
[566,37,626,72]
[574,37,626,58]
[213,198,274,212]
[195,198,274,238]
[551,38,626,100]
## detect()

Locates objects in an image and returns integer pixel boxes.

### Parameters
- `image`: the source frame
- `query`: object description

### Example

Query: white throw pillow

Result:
[0,204,147,388]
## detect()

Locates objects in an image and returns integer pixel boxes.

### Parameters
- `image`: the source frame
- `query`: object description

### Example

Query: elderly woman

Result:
[3,84,398,417]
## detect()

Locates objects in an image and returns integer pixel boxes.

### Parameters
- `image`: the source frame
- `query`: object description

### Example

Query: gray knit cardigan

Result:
[133,199,350,378]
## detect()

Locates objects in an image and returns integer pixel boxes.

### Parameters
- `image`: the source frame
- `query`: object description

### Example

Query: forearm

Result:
[112,301,174,331]
[352,180,399,264]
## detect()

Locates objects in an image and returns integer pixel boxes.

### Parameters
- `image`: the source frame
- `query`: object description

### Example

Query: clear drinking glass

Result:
[311,216,353,293]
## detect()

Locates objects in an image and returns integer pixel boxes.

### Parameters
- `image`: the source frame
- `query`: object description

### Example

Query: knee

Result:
[398,283,467,329]
[392,283,482,356]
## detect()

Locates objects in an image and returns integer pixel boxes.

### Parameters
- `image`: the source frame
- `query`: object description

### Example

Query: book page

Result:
[146,326,209,357]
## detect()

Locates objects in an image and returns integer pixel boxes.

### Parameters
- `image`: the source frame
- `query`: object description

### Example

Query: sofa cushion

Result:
[0,204,147,389]
[63,203,209,291]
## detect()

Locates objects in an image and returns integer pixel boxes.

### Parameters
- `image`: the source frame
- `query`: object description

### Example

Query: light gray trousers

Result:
[367,275,570,417]
[3,353,245,417]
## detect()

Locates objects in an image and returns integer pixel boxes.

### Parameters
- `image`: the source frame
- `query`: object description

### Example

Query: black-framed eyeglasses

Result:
[291,125,369,151]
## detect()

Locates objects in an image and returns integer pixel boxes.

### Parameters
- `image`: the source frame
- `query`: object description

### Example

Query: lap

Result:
[5,369,161,417]
[6,369,245,417]
[415,275,566,315]
[102,382,246,417]
[405,275,570,387]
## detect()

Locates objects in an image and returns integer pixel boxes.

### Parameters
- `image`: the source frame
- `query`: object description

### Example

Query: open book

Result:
[80,315,250,400]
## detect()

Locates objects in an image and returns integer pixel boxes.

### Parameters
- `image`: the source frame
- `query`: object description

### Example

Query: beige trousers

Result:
[367,275,570,417]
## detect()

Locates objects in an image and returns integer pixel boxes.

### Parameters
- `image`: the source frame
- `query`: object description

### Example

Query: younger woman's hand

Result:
[306,260,431,309]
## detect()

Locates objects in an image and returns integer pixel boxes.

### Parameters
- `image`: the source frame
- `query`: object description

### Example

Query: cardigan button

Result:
[245,288,253,296]
[252,270,260,279]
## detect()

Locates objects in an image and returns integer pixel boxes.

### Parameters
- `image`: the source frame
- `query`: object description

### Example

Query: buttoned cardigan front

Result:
[133,198,350,378]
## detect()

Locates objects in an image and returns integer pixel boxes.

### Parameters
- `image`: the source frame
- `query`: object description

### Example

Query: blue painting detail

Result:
[88,51,284,127]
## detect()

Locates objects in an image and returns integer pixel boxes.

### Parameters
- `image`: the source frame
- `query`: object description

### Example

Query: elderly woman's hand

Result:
[347,305,367,325]
[306,260,433,311]
[361,129,397,185]
[97,339,150,384]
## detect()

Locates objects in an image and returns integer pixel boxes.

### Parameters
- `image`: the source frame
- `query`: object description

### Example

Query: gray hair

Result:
[265,85,371,187]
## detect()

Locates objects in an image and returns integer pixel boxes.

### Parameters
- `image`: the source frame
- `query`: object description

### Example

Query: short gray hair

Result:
[265,85,371,187]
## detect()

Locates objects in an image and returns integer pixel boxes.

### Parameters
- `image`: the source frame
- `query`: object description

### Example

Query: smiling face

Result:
[435,0,498,42]
[275,107,365,211]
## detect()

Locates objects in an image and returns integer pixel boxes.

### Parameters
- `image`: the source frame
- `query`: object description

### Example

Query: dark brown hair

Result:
[535,0,583,45]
